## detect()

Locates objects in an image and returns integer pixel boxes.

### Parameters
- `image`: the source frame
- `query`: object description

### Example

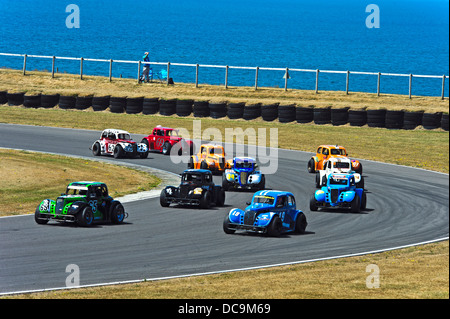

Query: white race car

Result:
[91,129,148,159]
[315,157,364,189]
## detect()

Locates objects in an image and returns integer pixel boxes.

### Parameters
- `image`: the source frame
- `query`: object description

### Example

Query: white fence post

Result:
[255,66,259,90]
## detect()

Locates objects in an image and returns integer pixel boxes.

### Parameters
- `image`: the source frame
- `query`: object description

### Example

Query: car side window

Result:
[276,196,286,208]
[287,195,295,207]
[317,147,322,154]
[323,148,329,155]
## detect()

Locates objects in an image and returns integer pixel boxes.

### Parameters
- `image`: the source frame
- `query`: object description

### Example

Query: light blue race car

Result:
[222,157,265,191]
[310,173,367,213]
[223,190,307,237]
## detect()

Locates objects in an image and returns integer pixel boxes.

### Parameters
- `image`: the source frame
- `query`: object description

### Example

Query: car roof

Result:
[234,157,256,163]
[319,144,346,150]
[201,143,223,148]
[102,128,130,135]
[154,126,175,131]
[68,181,105,187]
[253,190,294,197]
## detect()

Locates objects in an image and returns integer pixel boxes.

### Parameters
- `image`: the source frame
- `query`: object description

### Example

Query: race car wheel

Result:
[188,157,194,169]
[307,158,316,173]
[309,195,318,211]
[139,151,149,159]
[160,189,170,207]
[315,173,321,188]
[294,213,307,234]
[110,202,125,224]
[215,188,225,207]
[162,141,172,155]
[199,190,211,209]
[34,207,49,225]
[361,192,367,210]
[200,161,208,170]
[92,142,101,156]
[223,215,236,234]
[350,194,361,213]
[257,175,266,190]
[113,144,124,159]
[222,174,230,191]
[77,206,94,227]
[267,216,282,237]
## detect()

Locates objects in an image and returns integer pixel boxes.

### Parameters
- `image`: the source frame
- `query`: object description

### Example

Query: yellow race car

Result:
[188,144,230,174]
[307,145,362,174]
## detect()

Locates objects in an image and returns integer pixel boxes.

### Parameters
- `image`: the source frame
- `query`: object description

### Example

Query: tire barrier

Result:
[176,99,194,117]
[366,109,386,128]
[109,97,126,113]
[0,91,8,104]
[75,96,93,110]
[6,92,25,106]
[209,102,227,119]
[126,97,144,114]
[23,94,41,108]
[1,89,447,131]
[159,99,177,116]
[58,95,77,109]
[441,114,449,131]
[422,112,442,130]
[348,109,367,127]
[402,111,423,130]
[331,107,349,126]
[313,107,331,125]
[227,102,245,119]
[385,110,404,129]
[142,98,159,115]
[40,94,60,108]
[92,96,110,112]
[296,106,314,123]
[243,103,261,121]
[193,101,209,117]
[261,104,279,122]
[278,104,296,123]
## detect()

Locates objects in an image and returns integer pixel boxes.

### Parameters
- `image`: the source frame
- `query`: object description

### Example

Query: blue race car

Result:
[310,173,366,213]
[222,157,265,191]
[223,190,307,237]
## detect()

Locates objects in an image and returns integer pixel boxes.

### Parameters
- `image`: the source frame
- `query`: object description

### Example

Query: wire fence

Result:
[0,52,448,99]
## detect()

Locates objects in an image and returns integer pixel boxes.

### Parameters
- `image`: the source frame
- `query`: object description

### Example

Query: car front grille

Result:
[330,189,339,203]
[179,185,189,198]
[240,172,248,185]
[244,210,256,225]
[56,198,64,213]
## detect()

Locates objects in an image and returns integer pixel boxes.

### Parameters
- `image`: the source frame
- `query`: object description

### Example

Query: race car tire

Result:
[200,190,211,209]
[176,99,194,117]
[92,142,101,156]
[113,144,124,159]
[110,202,125,224]
[309,194,318,211]
[162,141,172,155]
[223,215,236,234]
[222,174,230,191]
[313,107,331,125]
[257,175,266,190]
[267,215,282,237]
[92,96,110,111]
[159,99,177,116]
[23,94,41,108]
[200,161,208,170]
[315,172,321,188]
[261,104,279,122]
[126,97,144,114]
[367,109,386,128]
[402,111,423,130]
[331,107,349,126]
[307,158,316,173]
[348,109,367,126]
[215,187,225,207]
[227,102,245,119]
[361,192,367,211]
[58,95,77,109]
[385,110,404,129]
[296,106,314,123]
[34,207,49,225]
[75,96,93,110]
[139,150,149,159]
[6,92,25,106]
[193,101,210,117]
[142,98,159,114]
[77,206,94,227]
[294,212,307,234]
[350,194,360,213]
[160,189,170,207]
[422,112,442,130]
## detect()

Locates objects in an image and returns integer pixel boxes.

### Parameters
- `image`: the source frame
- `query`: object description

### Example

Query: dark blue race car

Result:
[222,157,265,191]
[223,190,307,237]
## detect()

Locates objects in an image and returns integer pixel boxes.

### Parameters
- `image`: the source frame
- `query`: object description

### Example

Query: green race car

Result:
[35,181,127,227]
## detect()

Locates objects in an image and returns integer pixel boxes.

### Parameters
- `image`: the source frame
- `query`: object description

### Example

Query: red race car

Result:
[141,125,194,155]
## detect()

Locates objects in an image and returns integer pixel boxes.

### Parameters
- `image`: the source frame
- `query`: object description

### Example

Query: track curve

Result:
[0,123,448,294]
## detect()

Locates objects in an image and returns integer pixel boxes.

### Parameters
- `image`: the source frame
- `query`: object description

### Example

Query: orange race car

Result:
[188,143,230,174]
[307,145,362,174]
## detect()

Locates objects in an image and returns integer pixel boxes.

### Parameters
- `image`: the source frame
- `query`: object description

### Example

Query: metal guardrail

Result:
[0,52,448,99]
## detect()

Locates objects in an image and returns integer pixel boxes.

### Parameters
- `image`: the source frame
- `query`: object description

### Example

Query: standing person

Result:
[141,52,150,83]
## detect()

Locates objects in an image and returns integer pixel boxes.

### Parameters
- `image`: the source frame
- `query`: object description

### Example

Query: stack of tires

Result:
[92,96,110,112]
[296,106,314,123]
[6,92,25,106]
[143,98,159,114]
[23,93,41,108]
[278,104,296,123]
[422,112,442,130]
[331,107,349,126]
[176,99,194,117]
[243,103,261,121]
[126,97,144,114]
[402,111,422,130]
[385,110,404,129]
[261,103,279,122]
[159,99,177,116]
[227,102,245,119]
[441,114,449,131]
[313,107,331,125]
[209,102,227,119]
[41,94,60,108]
[193,101,209,117]
[366,109,386,128]
[59,95,77,109]
[109,97,127,113]
[0,91,7,104]
[75,96,93,110]
[348,109,367,126]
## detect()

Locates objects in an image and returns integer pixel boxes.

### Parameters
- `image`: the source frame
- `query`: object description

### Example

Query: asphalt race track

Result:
[0,123,448,294]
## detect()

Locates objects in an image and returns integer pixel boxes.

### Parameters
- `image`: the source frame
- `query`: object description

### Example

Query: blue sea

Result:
[0,0,448,97]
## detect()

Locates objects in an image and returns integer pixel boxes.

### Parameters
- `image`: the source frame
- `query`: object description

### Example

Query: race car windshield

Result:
[330,149,346,155]
[335,162,350,169]
[183,174,202,182]
[166,130,179,137]
[235,162,253,169]
[118,133,131,140]
[253,196,274,205]
[210,147,224,155]
[329,177,348,185]
[66,187,88,195]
